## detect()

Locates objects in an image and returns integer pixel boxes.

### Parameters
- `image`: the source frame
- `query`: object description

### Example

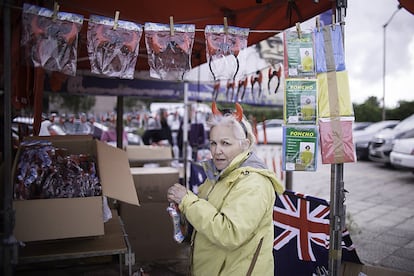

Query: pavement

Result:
[292,158,414,275]
[13,157,414,276]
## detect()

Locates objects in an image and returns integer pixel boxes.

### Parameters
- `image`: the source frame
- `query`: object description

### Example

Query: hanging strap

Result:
[246,237,264,276]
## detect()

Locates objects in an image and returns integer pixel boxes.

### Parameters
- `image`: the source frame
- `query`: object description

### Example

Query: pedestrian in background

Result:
[142,109,172,146]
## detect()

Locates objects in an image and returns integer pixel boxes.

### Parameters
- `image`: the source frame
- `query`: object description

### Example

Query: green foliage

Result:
[124,97,146,112]
[386,100,414,120]
[353,100,382,122]
[353,96,414,122]
[49,93,96,114]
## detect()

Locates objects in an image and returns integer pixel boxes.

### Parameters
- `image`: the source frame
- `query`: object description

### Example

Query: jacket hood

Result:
[200,150,284,195]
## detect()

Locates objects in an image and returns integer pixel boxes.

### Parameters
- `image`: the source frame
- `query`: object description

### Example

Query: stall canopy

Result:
[10,0,336,73]
[399,0,414,14]
[2,0,337,124]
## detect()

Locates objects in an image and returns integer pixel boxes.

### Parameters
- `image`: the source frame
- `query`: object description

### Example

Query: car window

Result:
[363,121,399,132]
[394,115,414,131]
[398,128,414,139]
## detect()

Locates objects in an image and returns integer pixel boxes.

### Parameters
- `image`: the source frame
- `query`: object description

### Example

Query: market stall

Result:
[2,1,348,275]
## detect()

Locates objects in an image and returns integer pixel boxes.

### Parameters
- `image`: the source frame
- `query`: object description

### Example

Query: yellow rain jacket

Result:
[179,151,284,276]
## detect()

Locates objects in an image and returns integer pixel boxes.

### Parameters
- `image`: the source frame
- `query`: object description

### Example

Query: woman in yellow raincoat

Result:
[167,103,284,276]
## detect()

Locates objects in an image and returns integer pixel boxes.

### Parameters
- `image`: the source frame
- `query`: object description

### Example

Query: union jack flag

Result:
[273,190,361,276]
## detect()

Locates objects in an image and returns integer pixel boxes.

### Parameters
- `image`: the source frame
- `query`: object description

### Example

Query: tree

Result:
[353,97,414,122]
[353,96,382,122]
[386,100,414,120]
[49,93,96,114]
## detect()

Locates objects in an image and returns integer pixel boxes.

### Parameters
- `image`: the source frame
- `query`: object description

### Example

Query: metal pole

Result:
[382,25,387,121]
[382,5,402,121]
[285,171,292,190]
[328,3,347,275]
[117,96,124,149]
[3,0,16,275]
[183,82,189,189]
[329,163,345,276]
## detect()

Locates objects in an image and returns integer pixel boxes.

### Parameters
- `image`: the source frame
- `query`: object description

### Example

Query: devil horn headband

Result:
[211,102,243,122]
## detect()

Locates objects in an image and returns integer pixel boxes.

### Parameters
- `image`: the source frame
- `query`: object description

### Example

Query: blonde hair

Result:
[207,113,256,151]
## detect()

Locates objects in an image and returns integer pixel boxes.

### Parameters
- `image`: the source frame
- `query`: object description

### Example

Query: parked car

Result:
[93,121,142,146]
[368,114,414,165]
[353,120,400,160]
[390,138,414,172]
[256,119,284,144]
[353,121,372,131]
[12,117,34,149]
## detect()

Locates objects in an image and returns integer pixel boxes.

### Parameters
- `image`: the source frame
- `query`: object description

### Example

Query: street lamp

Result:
[382,5,402,121]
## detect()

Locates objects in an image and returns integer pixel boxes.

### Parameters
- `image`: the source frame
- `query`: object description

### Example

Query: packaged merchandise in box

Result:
[12,135,139,242]
[14,140,101,200]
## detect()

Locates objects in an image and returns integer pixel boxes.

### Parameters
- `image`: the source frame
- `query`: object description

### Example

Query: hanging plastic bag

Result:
[87,15,143,79]
[144,22,195,80]
[21,3,83,76]
[205,25,249,81]
[319,117,356,164]
[317,71,354,118]
[314,24,346,73]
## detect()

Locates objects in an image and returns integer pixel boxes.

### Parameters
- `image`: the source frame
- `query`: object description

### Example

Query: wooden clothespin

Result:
[223,17,228,34]
[170,16,174,36]
[113,11,120,30]
[52,2,60,21]
[295,22,302,39]
[331,14,336,30]
[316,17,320,32]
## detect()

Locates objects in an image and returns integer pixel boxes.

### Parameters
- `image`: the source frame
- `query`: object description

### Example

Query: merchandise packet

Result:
[21,3,83,76]
[319,117,356,164]
[87,14,143,79]
[145,22,195,80]
[205,25,249,81]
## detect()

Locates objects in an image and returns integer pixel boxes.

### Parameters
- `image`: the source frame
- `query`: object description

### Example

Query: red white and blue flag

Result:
[273,190,361,276]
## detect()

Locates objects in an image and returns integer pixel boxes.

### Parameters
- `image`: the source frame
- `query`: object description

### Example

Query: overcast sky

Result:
[186,0,414,108]
[344,0,414,108]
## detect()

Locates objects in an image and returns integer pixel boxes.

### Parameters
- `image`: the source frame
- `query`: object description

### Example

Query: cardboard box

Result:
[120,166,186,261]
[13,135,140,242]
[129,167,179,203]
[341,262,413,276]
[121,202,189,261]
[126,145,172,167]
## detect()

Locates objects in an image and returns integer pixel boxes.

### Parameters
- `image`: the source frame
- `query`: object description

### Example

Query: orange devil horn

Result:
[276,66,282,78]
[234,103,243,122]
[212,102,222,116]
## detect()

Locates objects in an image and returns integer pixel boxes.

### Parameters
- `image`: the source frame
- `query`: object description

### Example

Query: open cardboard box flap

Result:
[97,140,139,206]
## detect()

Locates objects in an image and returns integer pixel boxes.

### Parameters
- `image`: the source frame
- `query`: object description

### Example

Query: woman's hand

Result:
[167,183,187,204]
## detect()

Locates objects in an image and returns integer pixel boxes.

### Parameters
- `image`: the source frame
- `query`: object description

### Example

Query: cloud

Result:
[345,0,414,107]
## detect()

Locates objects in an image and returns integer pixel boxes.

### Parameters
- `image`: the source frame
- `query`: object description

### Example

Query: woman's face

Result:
[209,124,244,171]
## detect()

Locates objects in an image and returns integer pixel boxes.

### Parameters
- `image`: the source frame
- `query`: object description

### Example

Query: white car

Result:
[256,119,284,144]
[369,115,414,165]
[390,138,414,171]
[353,120,400,160]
